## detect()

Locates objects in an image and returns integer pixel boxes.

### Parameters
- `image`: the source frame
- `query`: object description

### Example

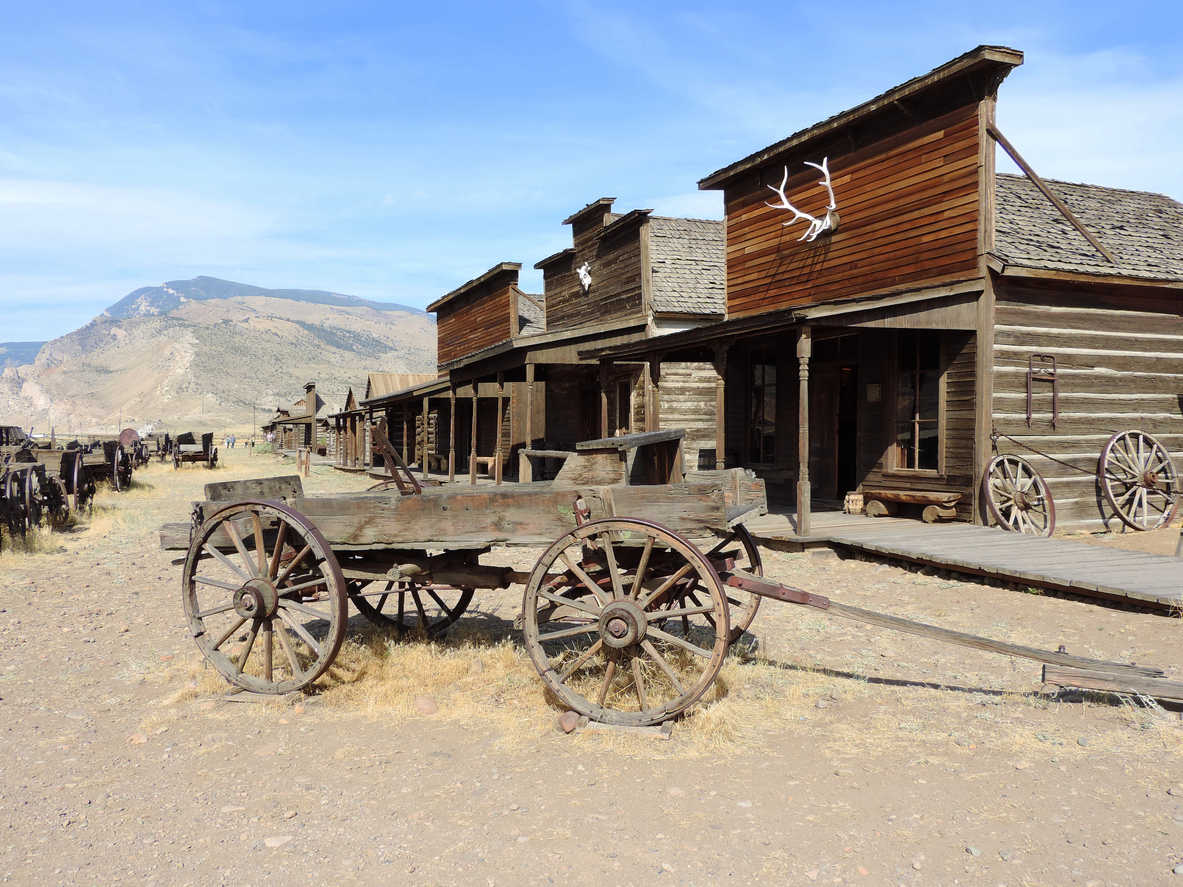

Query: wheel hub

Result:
[233,578,279,619]
[598,600,647,649]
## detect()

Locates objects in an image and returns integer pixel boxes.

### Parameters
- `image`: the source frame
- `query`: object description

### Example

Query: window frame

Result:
[886,330,946,476]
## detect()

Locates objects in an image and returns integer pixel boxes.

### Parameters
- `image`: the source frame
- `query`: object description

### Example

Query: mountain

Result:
[1,341,47,371]
[105,275,425,320]
[0,277,436,434]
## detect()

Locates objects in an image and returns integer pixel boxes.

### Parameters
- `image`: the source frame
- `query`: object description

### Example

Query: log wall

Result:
[656,362,718,474]
[992,282,1183,530]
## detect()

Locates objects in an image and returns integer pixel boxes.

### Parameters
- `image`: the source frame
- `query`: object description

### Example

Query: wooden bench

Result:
[426,453,448,472]
[862,489,961,523]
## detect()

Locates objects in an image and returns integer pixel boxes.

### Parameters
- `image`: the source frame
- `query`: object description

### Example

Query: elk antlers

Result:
[766,157,839,242]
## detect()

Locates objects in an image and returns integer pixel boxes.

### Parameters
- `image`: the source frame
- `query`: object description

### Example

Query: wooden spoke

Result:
[522,518,729,727]
[183,500,346,695]
[1101,430,1180,531]
[982,454,1055,537]
[348,576,473,636]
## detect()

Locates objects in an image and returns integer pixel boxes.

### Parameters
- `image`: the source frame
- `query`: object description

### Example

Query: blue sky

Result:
[2,0,1181,342]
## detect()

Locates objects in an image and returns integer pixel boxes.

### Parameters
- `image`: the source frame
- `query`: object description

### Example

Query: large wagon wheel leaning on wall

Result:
[1100,429,1180,531]
[522,518,730,727]
[982,454,1056,537]
[703,524,763,644]
[348,576,474,636]
[183,500,348,695]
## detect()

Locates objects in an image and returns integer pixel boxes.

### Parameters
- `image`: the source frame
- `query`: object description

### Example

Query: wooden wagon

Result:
[171,432,219,470]
[163,429,1183,725]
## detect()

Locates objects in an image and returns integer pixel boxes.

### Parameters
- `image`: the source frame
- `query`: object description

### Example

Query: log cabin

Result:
[585,45,1183,533]
[366,201,728,482]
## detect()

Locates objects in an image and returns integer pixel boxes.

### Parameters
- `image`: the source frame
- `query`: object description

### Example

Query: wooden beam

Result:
[470,388,478,486]
[495,372,505,485]
[987,125,1117,264]
[714,343,728,471]
[421,396,430,482]
[449,384,457,483]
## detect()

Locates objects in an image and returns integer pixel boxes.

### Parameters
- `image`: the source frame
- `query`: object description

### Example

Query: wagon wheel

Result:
[522,518,730,727]
[3,469,27,537]
[24,467,44,528]
[703,524,763,644]
[110,444,125,494]
[348,579,474,636]
[983,454,1055,536]
[117,445,134,490]
[183,500,348,695]
[173,448,182,469]
[71,453,96,514]
[44,475,70,527]
[208,446,218,469]
[1100,430,1180,531]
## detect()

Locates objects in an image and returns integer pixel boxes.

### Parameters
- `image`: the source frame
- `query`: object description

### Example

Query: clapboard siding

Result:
[724,104,983,319]
[992,284,1183,530]
[436,284,514,367]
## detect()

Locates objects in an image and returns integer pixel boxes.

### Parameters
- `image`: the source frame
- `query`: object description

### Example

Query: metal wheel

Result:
[23,468,44,528]
[1100,429,1180,531]
[208,447,218,469]
[522,518,730,726]
[71,453,96,514]
[349,579,474,635]
[183,500,348,695]
[702,524,763,644]
[983,454,1055,537]
[110,444,129,491]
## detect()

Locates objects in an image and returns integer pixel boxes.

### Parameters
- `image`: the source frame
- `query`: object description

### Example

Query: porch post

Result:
[713,343,728,470]
[797,325,812,537]
[648,357,662,430]
[401,409,409,465]
[448,384,457,483]
[470,386,478,485]
[495,372,505,485]
[525,363,535,447]
[599,363,609,436]
[421,396,430,482]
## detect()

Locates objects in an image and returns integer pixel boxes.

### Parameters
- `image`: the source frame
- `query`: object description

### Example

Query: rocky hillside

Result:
[0,277,436,434]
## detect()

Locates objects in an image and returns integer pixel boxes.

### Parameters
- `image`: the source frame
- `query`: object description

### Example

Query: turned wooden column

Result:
[713,343,729,470]
[421,395,430,482]
[470,386,478,485]
[448,384,457,483]
[797,325,812,537]
[495,372,505,485]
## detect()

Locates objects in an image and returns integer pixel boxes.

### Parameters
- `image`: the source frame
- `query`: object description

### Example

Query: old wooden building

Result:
[588,45,1183,533]
[371,200,728,481]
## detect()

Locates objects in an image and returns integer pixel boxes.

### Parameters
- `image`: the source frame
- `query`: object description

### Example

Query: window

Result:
[893,331,941,471]
[748,346,776,464]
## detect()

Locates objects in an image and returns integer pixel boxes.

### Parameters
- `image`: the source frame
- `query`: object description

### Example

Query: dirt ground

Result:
[4,451,1183,887]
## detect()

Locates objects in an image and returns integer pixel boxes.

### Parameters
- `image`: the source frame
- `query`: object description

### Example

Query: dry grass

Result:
[23,444,1180,765]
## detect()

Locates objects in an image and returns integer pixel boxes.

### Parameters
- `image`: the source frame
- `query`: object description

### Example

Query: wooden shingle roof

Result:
[994,173,1183,282]
[648,216,725,316]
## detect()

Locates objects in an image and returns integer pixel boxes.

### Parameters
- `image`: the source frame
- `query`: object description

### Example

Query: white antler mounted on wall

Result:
[766,157,839,242]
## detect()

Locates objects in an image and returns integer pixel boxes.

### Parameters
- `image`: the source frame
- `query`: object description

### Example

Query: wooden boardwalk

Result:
[743,510,1183,609]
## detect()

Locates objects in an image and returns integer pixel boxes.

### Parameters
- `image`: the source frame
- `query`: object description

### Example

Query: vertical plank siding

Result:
[992,285,1183,530]
[724,105,982,319]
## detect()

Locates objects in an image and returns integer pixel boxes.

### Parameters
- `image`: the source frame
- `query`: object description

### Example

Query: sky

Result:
[2,0,1181,342]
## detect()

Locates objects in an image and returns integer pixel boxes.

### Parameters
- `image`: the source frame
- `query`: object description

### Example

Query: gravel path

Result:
[4,452,1183,886]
